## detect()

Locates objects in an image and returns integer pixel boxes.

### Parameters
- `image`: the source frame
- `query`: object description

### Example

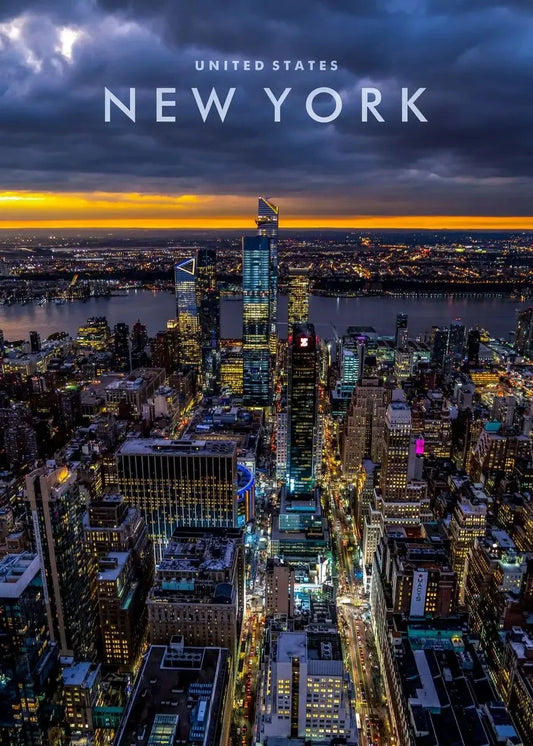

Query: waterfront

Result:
[0,290,527,342]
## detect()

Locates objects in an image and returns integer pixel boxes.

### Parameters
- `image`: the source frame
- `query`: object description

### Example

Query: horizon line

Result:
[2,216,533,230]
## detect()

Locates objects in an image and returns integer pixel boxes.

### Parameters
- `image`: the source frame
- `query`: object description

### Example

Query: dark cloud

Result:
[0,1,532,214]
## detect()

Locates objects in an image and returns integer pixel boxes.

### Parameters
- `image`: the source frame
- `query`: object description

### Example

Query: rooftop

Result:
[117,438,237,457]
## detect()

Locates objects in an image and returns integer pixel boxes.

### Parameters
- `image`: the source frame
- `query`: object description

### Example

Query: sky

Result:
[1,0,533,229]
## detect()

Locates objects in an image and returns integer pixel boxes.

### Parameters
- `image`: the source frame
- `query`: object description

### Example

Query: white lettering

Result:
[264,87,292,122]
[156,88,176,122]
[306,87,342,123]
[191,87,236,122]
[402,87,427,122]
[361,87,384,122]
[104,87,136,122]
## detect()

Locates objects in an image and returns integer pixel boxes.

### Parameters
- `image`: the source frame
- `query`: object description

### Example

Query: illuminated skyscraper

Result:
[196,247,220,394]
[242,236,271,407]
[256,196,278,357]
[175,257,201,368]
[116,439,239,561]
[287,324,319,495]
[287,266,310,330]
[25,466,98,660]
[448,319,466,363]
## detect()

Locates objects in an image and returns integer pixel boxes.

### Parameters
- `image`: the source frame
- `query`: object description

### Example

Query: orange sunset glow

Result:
[1,191,532,230]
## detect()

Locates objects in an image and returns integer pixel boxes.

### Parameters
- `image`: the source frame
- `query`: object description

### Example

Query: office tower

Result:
[147,529,242,658]
[116,439,239,561]
[76,316,111,351]
[0,553,59,745]
[197,247,220,394]
[130,320,148,368]
[467,327,481,366]
[84,495,154,669]
[220,341,243,395]
[448,319,466,363]
[449,497,487,600]
[242,236,271,407]
[395,313,408,349]
[515,306,533,358]
[175,257,201,368]
[276,411,288,481]
[113,322,130,371]
[257,630,355,743]
[0,403,38,471]
[265,559,295,618]
[463,529,527,669]
[29,330,41,353]
[341,376,387,477]
[256,196,279,357]
[287,266,310,329]
[287,324,318,496]
[25,466,98,660]
[151,330,172,372]
[431,326,449,368]
[380,397,412,502]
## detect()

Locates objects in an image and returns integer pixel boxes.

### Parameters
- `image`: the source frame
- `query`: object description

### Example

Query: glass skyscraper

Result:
[287,323,319,495]
[256,196,278,358]
[196,247,220,394]
[175,257,201,368]
[242,236,271,407]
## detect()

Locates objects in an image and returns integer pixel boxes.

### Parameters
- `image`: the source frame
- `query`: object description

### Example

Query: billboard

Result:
[410,570,429,617]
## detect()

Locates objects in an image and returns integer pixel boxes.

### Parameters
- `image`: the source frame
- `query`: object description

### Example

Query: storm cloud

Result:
[1,0,533,215]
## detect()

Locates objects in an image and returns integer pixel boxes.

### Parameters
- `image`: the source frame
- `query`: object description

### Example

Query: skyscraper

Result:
[29,330,41,353]
[287,324,319,496]
[448,319,466,363]
[287,266,310,330]
[116,438,239,561]
[113,322,130,371]
[0,553,59,745]
[515,307,533,358]
[25,466,98,660]
[395,313,408,349]
[256,196,278,358]
[130,320,148,368]
[242,236,271,407]
[175,257,201,368]
[196,247,220,394]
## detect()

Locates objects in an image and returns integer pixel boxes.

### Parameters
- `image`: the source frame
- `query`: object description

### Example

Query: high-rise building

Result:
[265,559,295,618]
[379,397,412,503]
[175,257,201,368]
[84,495,154,669]
[113,322,130,371]
[147,529,242,658]
[197,247,220,394]
[448,319,466,363]
[287,324,319,496]
[116,439,239,561]
[257,630,355,743]
[449,496,487,600]
[467,327,481,366]
[431,326,449,368]
[220,341,243,395]
[242,236,271,407]
[256,196,278,358]
[0,553,59,745]
[515,306,533,358]
[29,330,41,353]
[341,376,387,477]
[287,266,310,330]
[25,466,98,660]
[130,320,148,369]
[395,313,408,349]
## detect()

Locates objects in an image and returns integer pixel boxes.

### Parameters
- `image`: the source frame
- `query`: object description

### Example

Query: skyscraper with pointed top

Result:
[175,256,201,368]
[256,196,279,358]
[242,236,271,407]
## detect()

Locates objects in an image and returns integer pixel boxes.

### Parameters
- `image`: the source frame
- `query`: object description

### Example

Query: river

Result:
[0,291,527,342]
